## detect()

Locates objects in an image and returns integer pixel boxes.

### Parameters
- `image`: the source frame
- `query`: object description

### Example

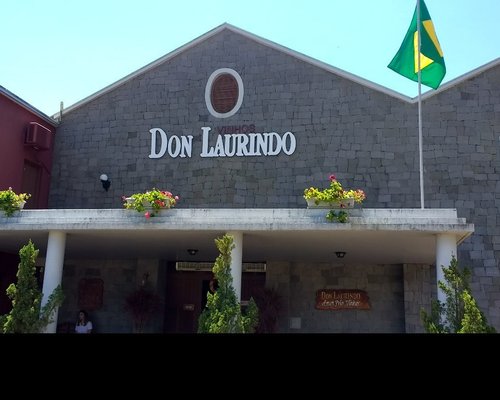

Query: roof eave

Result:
[0,85,59,127]
[412,57,500,103]
[55,23,412,118]
[53,24,500,116]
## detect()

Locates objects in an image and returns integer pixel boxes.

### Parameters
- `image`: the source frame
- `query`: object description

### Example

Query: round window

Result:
[211,74,238,113]
[205,68,244,118]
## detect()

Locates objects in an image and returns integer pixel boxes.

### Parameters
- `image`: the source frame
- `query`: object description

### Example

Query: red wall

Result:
[0,94,56,208]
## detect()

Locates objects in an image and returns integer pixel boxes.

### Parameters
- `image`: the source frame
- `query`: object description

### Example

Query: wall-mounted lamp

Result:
[100,174,111,191]
[187,248,198,256]
[335,251,346,259]
[141,272,150,287]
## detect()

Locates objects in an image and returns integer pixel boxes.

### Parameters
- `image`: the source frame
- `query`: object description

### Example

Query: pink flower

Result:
[329,174,336,181]
[144,211,151,219]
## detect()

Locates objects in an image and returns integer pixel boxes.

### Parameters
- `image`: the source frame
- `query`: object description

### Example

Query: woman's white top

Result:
[75,321,93,333]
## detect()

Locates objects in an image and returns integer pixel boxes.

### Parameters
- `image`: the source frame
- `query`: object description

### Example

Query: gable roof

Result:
[1,85,58,126]
[420,57,500,101]
[54,23,500,118]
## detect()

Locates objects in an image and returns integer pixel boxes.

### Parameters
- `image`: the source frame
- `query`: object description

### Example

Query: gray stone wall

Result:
[266,261,405,333]
[49,30,411,211]
[421,67,500,330]
[403,264,436,333]
[58,258,163,333]
[49,28,500,330]
[265,261,291,333]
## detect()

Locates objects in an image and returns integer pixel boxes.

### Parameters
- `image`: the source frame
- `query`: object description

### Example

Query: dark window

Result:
[211,74,238,113]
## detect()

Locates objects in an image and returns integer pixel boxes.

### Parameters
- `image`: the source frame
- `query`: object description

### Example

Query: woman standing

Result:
[75,310,93,334]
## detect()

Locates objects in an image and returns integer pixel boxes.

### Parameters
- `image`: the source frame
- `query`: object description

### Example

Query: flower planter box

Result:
[0,187,30,216]
[306,198,355,209]
[124,197,161,209]
[303,175,365,210]
[124,197,170,214]
[123,188,178,218]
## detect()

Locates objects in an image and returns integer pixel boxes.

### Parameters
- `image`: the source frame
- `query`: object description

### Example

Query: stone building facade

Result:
[3,24,498,333]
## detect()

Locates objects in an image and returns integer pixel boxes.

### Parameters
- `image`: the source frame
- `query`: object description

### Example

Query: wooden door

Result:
[21,161,40,209]
[163,263,266,333]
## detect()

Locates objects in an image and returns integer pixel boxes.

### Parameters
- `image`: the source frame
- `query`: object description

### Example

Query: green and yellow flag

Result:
[388,0,446,89]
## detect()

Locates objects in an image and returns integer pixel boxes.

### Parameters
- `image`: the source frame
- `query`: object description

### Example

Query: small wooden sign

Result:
[78,278,104,311]
[315,289,370,310]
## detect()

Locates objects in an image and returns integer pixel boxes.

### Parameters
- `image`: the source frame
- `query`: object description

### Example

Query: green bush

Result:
[0,187,30,217]
[421,256,495,333]
[0,240,64,333]
[198,234,258,333]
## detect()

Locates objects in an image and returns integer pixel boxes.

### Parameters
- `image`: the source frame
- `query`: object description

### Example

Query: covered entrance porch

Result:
[0,208,474,333]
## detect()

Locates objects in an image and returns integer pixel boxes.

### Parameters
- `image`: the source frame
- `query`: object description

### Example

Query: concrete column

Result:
[41,231,66,333]
[227,231,243,302]
[436,233,457,305]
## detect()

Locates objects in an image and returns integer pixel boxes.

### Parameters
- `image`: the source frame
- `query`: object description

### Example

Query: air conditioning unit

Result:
[176,262,266,272]
[25,122,51,150]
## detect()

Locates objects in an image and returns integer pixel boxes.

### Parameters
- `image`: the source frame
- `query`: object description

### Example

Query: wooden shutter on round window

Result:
[210,74,239,113]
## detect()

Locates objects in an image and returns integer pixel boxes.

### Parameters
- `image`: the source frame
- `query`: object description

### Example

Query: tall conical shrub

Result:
[198,234,258,333]
[0,240,64,333]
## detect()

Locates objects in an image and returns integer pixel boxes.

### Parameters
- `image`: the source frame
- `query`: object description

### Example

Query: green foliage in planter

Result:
[0,240,64,333]
[303,174,365,204]
[420,256,495,333]
[326,210,349,223]
[123,188,179,218]
[0,187,31,217]
[198,234,259,333]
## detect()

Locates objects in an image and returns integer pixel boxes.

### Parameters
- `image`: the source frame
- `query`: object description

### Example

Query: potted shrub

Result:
[122,188,179,218]
[303,174,365,208]
[0,187,31,217]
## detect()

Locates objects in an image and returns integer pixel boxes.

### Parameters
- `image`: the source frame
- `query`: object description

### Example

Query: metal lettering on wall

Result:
[315,289,371,311]
[148,126,297,159]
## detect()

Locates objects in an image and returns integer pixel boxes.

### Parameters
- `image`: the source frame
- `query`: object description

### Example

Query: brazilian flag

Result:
[388,0,446,90]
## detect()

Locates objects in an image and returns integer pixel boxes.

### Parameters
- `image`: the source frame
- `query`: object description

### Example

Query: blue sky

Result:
[2,0,499,116]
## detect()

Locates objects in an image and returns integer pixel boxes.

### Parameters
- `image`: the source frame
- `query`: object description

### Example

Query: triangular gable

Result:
[54,23,500,117]
[55,23,410,118]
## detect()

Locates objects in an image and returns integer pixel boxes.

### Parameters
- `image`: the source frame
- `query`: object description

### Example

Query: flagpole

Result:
[417,0,424,209]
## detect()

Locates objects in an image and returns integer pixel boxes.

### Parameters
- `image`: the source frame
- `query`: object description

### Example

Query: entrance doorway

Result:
[163,262,265,333]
